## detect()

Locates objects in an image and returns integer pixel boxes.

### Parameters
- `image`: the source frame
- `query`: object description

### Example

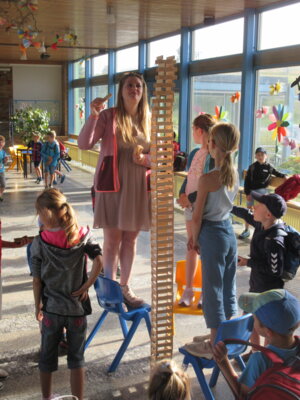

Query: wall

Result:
[12,64,62,133]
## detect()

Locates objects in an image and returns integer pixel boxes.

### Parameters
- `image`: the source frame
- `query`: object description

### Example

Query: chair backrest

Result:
[176,259,202,288]
[94,276,124,313]
[215,314,254,357]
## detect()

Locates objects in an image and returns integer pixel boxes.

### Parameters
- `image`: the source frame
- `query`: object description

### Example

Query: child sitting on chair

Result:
[213,289,300,398]
[148,359,191,400]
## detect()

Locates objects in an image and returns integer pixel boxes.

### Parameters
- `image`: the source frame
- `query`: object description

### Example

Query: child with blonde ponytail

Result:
[184,123,240,358]
[31,188,103,400]
[148,359,191,400]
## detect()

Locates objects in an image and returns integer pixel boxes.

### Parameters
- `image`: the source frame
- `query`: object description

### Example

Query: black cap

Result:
[255,147,267,154]
[251,191,287,218]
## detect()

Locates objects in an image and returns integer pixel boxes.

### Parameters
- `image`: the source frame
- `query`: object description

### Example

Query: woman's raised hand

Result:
[90,93,112,117]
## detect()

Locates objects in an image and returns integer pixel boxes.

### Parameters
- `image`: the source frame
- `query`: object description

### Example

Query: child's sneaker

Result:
[178,288,194,307]
[238,229,250,239]
[183,339,213,359]
[0,369,8,380]
[53,179,58,185]
[121,285,144,308]
[60,174,66,184]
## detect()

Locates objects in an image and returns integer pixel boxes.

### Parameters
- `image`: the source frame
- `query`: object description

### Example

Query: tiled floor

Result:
[0,165,299,400]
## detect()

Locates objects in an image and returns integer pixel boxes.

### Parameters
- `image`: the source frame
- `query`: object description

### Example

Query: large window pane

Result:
[73,60,85,79]
[259,3,300,50]
[116,46,138,73]
[148,35,180,67]
[73,87,85,134]
[190,73,242,150]
[91,85,109,99]
[192,18,244,60]
[92,54,108,76]
[255,67,300,175]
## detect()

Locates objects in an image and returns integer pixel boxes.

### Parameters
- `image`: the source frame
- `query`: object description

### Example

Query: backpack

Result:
[275,174,300,201]
[223,338,300,400]
[267,224,300,281]
[173,152,187,171]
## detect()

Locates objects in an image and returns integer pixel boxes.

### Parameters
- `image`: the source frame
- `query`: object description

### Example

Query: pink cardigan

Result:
[78,108,150,192]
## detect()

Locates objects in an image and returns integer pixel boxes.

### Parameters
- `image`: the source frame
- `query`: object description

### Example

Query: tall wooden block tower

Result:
[150,56,177,366]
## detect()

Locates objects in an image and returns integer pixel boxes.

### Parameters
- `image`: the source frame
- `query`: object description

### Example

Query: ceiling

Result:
[0,0,285,64]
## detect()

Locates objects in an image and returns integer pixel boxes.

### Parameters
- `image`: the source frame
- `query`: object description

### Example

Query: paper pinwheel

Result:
[214,106,228,121]
[269,81,282,95]
[282,137,297,150]
[268,105,290,142]
[256,106,269,118]
[230,92,240,103]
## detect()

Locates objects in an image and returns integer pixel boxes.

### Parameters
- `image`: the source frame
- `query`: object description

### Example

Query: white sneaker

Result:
[178,288,194,307]
[192,333,211,342]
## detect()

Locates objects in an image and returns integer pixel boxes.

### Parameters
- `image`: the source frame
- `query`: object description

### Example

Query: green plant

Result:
[10,107,50,144]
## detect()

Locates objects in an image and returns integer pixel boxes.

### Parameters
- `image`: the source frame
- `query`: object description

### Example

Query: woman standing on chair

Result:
[78,72,151,308]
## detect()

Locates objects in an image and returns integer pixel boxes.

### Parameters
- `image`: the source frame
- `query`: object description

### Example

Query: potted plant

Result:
[10,107,50,145]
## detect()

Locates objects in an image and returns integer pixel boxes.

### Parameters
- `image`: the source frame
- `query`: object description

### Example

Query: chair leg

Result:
[119,316,129,338]
[209,365,220,388]
[234,355,246,371]
[84,310,108,350]
[144,313,151,337]
[189,357,215,400]
[108,316,142,373]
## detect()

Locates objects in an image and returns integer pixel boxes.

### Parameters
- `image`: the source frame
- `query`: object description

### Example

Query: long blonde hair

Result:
[35,189,79,245]
[210,123,240,189]
[116,72,150,143]
[148,360,191,400]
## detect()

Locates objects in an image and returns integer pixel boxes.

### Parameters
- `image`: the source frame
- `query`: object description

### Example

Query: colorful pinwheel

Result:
[230,92,241,103]
[256,106,269,118]
[269,81,282,95]
[214,106,228,121]
[268,105,290,142]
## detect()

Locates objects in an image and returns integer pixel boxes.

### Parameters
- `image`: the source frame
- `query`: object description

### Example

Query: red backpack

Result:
[275,174,300,201]
[224,338,300,400]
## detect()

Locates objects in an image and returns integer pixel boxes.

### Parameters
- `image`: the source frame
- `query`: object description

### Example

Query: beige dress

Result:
[94,132,151,231]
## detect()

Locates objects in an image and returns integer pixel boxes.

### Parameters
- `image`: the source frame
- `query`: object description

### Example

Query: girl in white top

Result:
[184,122,240,356]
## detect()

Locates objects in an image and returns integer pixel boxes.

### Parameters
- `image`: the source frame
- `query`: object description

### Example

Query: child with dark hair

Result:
[239,147,286,239]
[213,289,300,398]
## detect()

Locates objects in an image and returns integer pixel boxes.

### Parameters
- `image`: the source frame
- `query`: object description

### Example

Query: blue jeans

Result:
[199,219,237,329]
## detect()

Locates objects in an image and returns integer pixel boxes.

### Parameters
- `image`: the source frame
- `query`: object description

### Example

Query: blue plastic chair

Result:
[179,314,254,400]
[84,276,151,372]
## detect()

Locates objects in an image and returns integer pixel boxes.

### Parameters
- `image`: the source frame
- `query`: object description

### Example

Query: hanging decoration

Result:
[291,75,300,101]
[269,81,282,95]
[213,106,228,121]
[230,91,241,103]
[75,98,85,121]
[255,106,269,118]
[0,1,78,60]
[268,104,290,142]
[282,137,297,151]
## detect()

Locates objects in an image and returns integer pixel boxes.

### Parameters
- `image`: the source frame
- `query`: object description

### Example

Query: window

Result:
[73,87,85,134]
[190,73,242,149]
[192,18,244,60]
[148,35,180,67]
[73,60,85,79]
[259,3,300,50]
[91,85,109,99]
[116,46,138,73]
[254,67,300,175]
[92,54,108,76]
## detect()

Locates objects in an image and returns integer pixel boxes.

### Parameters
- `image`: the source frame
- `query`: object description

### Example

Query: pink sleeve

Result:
[78,111,108,150]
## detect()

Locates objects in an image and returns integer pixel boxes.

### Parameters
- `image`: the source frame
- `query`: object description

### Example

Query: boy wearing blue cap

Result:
[213,289,300,397]
[239,147,286,239]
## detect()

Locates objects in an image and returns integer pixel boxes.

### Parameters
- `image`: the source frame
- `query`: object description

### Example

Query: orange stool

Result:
[173,259,203,316]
